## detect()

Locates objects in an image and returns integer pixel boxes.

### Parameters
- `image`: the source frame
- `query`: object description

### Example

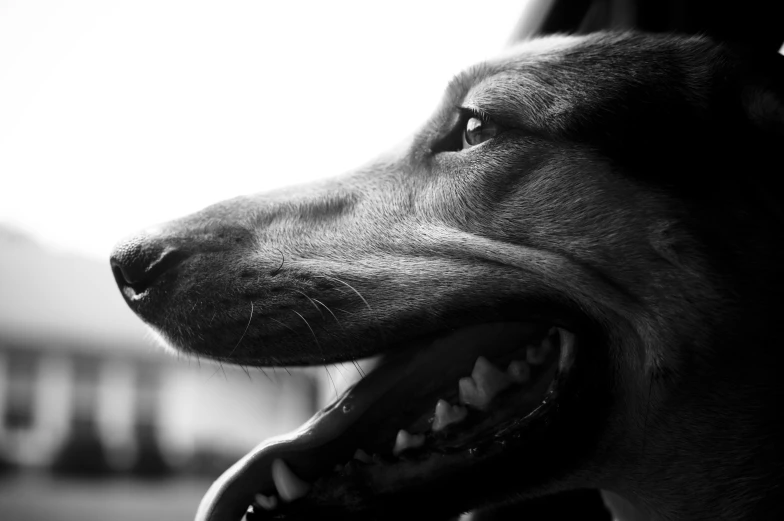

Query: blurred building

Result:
[0,225,319,477]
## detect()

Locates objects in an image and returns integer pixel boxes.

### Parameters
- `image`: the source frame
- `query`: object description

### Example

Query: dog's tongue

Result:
[195,322,537,521]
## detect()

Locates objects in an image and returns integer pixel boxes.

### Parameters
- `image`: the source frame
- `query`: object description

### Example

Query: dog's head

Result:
[111,32,784,520]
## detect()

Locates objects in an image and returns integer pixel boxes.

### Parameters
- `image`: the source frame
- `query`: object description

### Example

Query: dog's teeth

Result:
[507,360,531,383]
[254,493,278,511]
[392,429,425,456]
[271,458,311,502]
[458,377,480,407]
[557,327,575,353]
[473,356,513,392]
[432,399,468,432]
[458,356,512,409]
[353,448,371,463]
[526,332,554,365]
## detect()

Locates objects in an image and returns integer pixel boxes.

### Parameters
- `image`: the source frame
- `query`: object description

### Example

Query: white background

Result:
[0,0,527,258]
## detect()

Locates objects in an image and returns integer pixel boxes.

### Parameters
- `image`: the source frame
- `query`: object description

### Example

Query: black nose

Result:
[110,235,189,296]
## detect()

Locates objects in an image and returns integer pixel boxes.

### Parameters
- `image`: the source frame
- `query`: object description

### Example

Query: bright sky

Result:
[0,0,527,259]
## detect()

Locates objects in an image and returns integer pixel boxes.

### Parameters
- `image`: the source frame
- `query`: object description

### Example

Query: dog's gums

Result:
[194,323,578,520]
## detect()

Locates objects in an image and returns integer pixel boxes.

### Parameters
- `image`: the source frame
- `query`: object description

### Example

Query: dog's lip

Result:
[195,321,577,521]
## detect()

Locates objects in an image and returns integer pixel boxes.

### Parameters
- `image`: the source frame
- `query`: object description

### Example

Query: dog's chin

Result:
[196,317,596,521]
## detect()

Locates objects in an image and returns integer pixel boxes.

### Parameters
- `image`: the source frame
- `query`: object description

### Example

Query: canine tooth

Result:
[254,493,278,510]
[353,448,371,463]
[507,360,531,383]
[271,458,311,502]
[458,356,513,409]
[432,399,468,432]
[392,429,425,456]
[557,327,575,353]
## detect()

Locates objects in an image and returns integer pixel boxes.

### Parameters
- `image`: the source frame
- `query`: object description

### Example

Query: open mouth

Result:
[196,319,581,521]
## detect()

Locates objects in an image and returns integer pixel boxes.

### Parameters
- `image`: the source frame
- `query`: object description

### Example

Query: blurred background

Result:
[0,1,527,519]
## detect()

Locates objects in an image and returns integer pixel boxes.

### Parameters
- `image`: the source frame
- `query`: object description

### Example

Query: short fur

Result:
[111,32,784,520]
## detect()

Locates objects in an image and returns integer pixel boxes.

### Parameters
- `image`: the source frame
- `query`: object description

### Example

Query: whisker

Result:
[268,316,297,334]
[208,359,230,382]
[228,301,254,358]
[271,248,286,276]
[291,311,321,354]
[276,357,292,377]
[207,302,255,381]
[322,365,337,400]
[312,298,343,329]
[294,290,325,320]
[351,359,366,378]
[315,275,376,323]
[292,310,337,398]
[313,287,367,379]
[258,366,273,383]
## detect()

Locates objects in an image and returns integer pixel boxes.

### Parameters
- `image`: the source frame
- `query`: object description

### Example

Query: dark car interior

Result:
[467,1,782,519]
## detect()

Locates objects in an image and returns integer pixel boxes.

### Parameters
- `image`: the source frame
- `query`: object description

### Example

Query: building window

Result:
[4,351,38,430]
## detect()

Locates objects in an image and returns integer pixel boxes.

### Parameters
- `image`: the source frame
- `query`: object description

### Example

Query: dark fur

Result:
[112,32,784,520]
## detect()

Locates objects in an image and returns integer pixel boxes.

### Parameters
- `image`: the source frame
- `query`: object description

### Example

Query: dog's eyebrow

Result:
[472,70,579,134]
[443,63,495,111]
[427,63,504,132]
[441,63,556,133]
[429,59,572,141]
[418,64,498,149]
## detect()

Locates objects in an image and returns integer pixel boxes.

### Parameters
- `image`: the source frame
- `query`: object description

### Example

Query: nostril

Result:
[110,235,190,295]
[111,263,132,287]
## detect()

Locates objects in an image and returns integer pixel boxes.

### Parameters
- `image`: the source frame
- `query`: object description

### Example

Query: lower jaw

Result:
[197,319,584,521]
[245,392,578,521]
[250,323,576,517]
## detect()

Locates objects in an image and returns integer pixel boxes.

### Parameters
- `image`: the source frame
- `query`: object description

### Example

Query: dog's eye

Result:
[462,116,501,149]
[430,109,504,154]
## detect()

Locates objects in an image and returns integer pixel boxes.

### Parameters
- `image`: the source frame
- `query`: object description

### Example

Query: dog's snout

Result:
[110,235,190,296]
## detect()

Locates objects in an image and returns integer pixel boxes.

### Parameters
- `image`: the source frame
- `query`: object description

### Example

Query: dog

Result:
[110,31,784,520]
